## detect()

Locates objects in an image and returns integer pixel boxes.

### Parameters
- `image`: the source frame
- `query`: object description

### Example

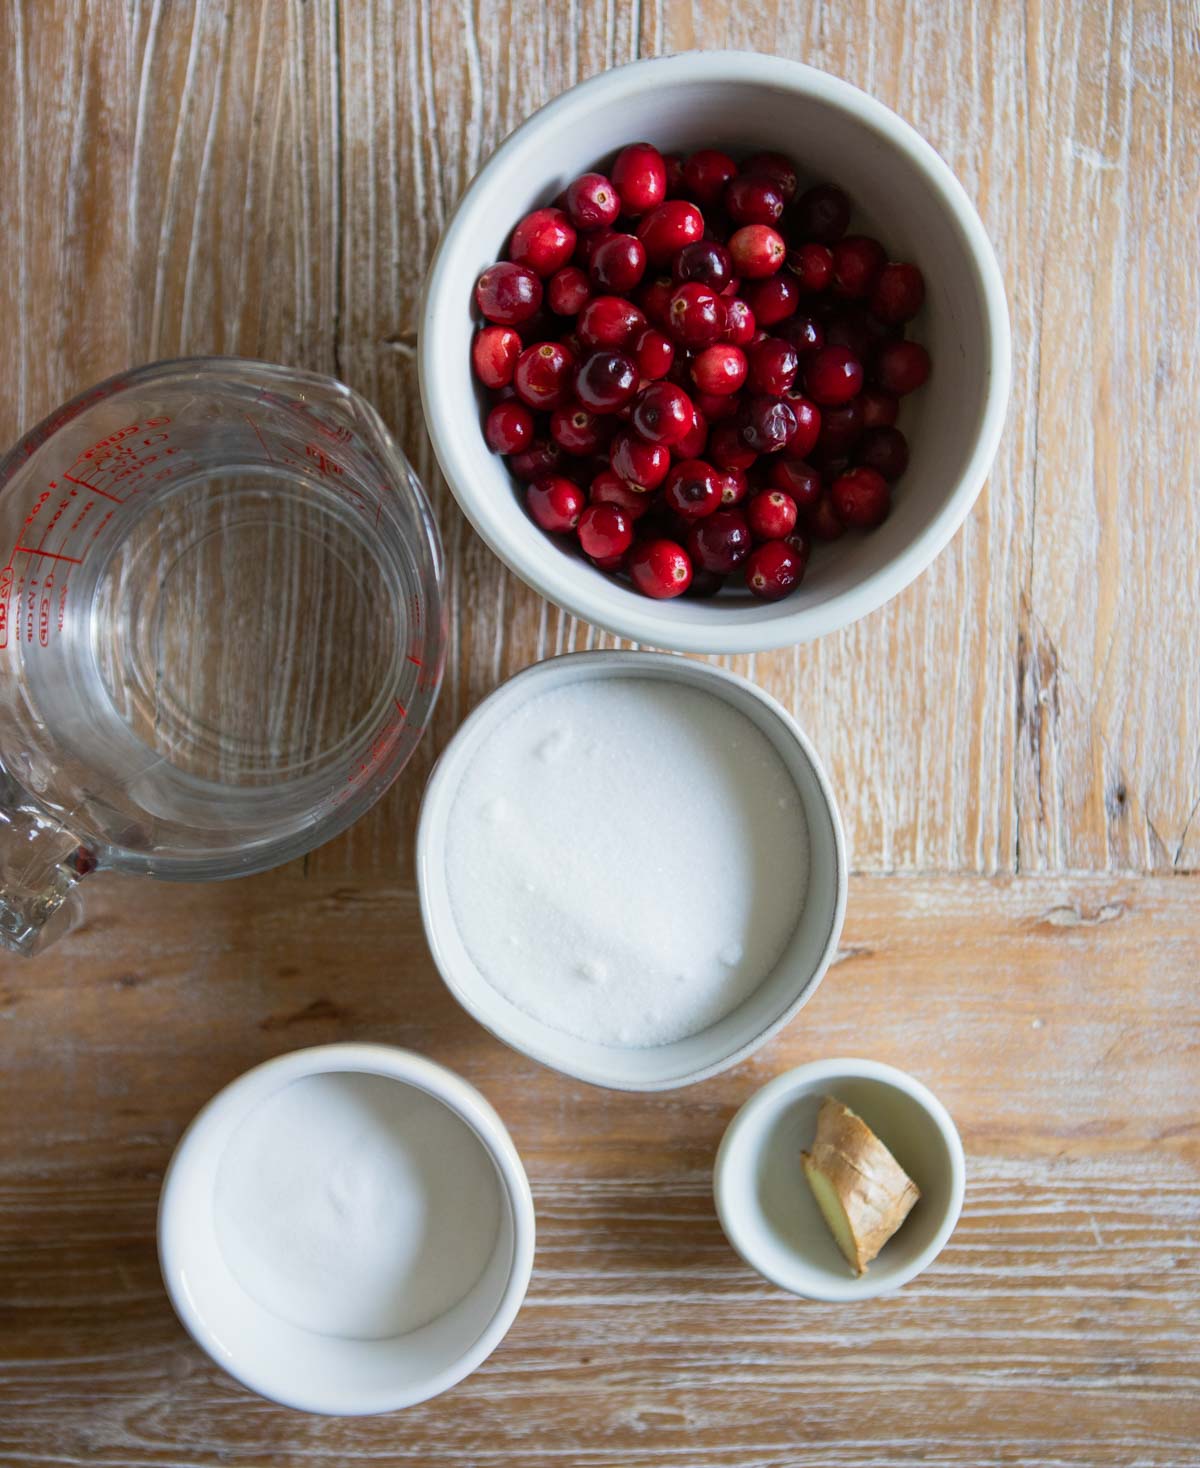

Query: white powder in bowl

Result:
[444,676,809,1047]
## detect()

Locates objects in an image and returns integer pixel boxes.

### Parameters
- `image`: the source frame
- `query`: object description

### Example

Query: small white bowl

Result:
[158,1043,535,1414]
[713,1058,965,1300]
[420,50,1011,654]
[416,651,846,1090]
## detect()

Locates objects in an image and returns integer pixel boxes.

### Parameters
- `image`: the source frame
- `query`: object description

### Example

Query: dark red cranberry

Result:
[636,274,676,328]
[684,568,725,597]
[742,273,799,327]
[673,240,734,292]
[575,350,638,413]
[875,339,931,395]
[794,183,852,244]
[513,341,575,409]
[804,345,864,406]
[784,531,812,576]
[824,307,877,363]
[707,420,757,471]
[637,201,705,265]
[547,265,591,316]
[859,387,899,428]
[743,150,799,202]
[588,551,625,572]
[786,241,834,293]
[667,283,726,348]
[746,489,798,540]
[716,466,749,505]
[509,207,577,277]
[806,492,848,540]
[831,466,890,527]
[721,298,756,345]
[768,458,822,511]
[526,474,585,533]
[472,324,523,387]
[856,425,909,480]
[694,388,741,421]
[813,447,851,479]
[574,225,617,270]
[745,539,803,600]
[663,458,722,521]
[724,175,785,226]
[687,508,753,573]
[747,338,799,396]
[590,233,647,293]
[870,261,926,324]
[627,538,692,598]
[590,469,652,519]
[781,394,821,459]
[632,382,694,446]
[691,342,747,396]
[486,401,534,454]
[739,395,797,454]
[674,404,709,459]
[509,438,563,481]
[475,262,543,325]
[775,314,824,357]
[632,327,675,380]
[817,397,864,454]
[577,295,645,349]
[609,428,671,490]
[550,403,607,456]
[611,142,668,215]
[682,149,738,205]
[832,235,886,299]
[729,225,786,278]
[564,172,621,230]
[663,153,687,198]
[577,503,633,559]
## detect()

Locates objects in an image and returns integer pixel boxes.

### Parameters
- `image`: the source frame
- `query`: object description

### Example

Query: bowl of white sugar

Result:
[417,652,846,1090]
[158,1044,535,1414]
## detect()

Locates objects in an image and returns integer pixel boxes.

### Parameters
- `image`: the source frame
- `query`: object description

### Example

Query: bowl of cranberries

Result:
[420,50,1010,653]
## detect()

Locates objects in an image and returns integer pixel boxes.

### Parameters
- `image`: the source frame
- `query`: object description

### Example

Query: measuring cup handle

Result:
[0,771,91,956]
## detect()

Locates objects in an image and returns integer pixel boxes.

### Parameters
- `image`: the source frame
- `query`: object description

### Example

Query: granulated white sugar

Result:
[444,675,810,1047]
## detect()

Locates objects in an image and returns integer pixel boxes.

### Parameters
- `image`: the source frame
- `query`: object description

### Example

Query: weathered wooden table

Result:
[1,4,1197,1465]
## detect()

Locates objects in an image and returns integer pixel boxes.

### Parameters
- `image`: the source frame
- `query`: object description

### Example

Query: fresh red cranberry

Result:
[742,273,799,327]
[590,468,652,519]
[667,282,726,348]
[611,142,668,215]
[590,233,647,293]
[687,508,753,573]
[684,568,725,597]
[794,183,852,244]
[781,393,822,458]
[513,341,575,409]
[804,344,864,406]
[577,295,646,349]
[663,153,686,198]
[509,438,563,481]
[663,458,722,521]
[817,397,864,454]
[486,401,534,454]
[715,466,749,505]
[632,327,675,380]
[806,492,848,540]
[577,502,633,559]
[768,458,822,511]
[550,403,607,456]
[721,298,756,345]
[856,425,909,480]
[831,465,890,527]
[682,148,738,205]
[746,489,798,540]
[673,240,734,292]
[628,538,692,598]
[588,551,625,572]
[564,172,621,230]
[739,395,797,454]
[691,342,747,396]
[729,225,786,278]
[724,175,785,227]
[637,201,705,265]
[743,151,798,202]
[609,428,671,490]
[709,420,757,471]
[509,207,577,277]
[870,261,925,324]
[475,262,543,325]
[875,339,931,395]
[694,388,741,421]
[526,474,585,533]
[786,241,835,293]
[859,387,899,428]
[775,314,824,357]
[784,531,812,576]
[575,349,638,413]
[546,266,591,316]
[673,404,709,458]
[745,539,803,600]
[574,225,617,270]
[472,324,523,387]
[632,381,694,446]
[832,235,886,299]
[636,274,676,328]
[747,337,799,396]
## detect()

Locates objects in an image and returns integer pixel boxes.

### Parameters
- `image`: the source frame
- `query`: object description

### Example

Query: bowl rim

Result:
[419,48,1012,654]
[415,649,848,1091]
[157,1042,536,1414]
[712,1056,966,1301]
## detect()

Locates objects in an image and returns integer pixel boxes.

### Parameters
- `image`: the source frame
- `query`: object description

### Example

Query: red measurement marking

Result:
[63,473,122,502]
[13,545,83,565]
[244,414,274,462]
[394,699,408,719]
[406,654,423,668]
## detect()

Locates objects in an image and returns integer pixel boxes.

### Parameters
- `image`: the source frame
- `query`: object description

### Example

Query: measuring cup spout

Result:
[0,769,91,956]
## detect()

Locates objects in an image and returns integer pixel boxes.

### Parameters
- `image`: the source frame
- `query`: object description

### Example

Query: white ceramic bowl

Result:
[416,651,846,1090]
[713,1057,965,1301]
[158,1044,535,1414]
[420,50,1011,654]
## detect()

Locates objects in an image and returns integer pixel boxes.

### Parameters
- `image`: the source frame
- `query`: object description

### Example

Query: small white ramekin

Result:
[158,1044,536,1415]
[713,1057,966,1301]
[416,651,846,1090]
[420,50,1011,654]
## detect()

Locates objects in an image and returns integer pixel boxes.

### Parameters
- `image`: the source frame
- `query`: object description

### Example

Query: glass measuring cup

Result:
[0,358,445,955]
